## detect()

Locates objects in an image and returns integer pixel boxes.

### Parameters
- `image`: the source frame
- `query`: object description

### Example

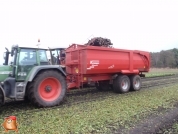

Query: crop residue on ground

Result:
[1,83,178,133]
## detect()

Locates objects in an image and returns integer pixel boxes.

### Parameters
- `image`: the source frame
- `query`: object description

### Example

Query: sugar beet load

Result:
[0,38,150,107]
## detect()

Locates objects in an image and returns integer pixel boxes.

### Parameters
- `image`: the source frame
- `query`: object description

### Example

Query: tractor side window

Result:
[50,50,60,64]
[39,50,48,63]
[19,49,37,65]
[51,50,59,58]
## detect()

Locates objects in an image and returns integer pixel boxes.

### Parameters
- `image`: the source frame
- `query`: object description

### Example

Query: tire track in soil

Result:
[0,75,178,117]
[141,74,177,82]
[155,103,178,134]
[115,106,178,134]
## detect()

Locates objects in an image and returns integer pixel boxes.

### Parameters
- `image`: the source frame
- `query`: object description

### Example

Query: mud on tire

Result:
[28,70,66,107]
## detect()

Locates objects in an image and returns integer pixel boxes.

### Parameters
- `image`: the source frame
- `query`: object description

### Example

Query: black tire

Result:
[113,75,130,93]
[95,81,110,91]
[24,95,30,102]
[28,70,66,107]
[130,75,141,91]
[24,83,31,102]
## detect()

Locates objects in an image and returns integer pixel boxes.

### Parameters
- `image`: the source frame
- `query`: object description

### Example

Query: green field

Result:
[1,84,178,133]
[1,68,178,134]
[144,68,178,77]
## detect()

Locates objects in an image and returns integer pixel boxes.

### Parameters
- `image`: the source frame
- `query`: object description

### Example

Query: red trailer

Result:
[66,44,150,93]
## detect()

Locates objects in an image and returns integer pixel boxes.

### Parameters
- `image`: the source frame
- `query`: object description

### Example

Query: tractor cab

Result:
[2,45,50,80]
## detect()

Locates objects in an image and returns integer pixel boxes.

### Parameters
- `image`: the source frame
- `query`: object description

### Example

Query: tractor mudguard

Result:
[3,77,16,98]
[0,84,5,104]
[27,65,66,82]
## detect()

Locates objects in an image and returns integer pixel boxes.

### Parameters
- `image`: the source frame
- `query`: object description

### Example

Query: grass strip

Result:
[144,68,178,77]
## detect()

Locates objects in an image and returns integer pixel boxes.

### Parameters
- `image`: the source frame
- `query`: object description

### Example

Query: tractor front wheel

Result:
[28,70,66,107]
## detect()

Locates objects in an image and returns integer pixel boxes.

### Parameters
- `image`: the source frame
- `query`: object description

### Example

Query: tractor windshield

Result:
[19,49,37,65]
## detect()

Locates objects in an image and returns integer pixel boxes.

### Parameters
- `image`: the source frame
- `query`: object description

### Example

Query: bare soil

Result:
[115,102,178,134]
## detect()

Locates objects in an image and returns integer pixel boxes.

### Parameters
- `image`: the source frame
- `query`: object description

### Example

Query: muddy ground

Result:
[114,102,178,134]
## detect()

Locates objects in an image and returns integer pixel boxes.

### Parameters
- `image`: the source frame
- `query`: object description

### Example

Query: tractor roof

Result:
[11,44,48,50]
[19,46,48,50]
[11,45,66,51]
[48,47,66,50]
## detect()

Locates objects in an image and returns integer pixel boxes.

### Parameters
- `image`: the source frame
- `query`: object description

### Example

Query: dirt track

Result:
[115,103,178,134]
[1,74,178,133]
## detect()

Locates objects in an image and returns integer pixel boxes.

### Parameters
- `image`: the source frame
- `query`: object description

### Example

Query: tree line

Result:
[150,48,178,68]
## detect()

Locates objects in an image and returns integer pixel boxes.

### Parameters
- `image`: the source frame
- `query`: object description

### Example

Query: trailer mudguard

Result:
[27,65,66,82]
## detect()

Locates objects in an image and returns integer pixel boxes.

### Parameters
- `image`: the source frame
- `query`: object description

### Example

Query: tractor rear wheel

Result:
[113,75,130,93]
[28,70,66,107]
[130,75,141,91]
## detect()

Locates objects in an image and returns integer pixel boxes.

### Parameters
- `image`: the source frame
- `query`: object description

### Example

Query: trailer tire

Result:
[113,75,130,93]
[130,75,141,91]
[28,70,66,107]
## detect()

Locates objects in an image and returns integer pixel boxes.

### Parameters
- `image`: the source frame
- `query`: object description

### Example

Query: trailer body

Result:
[65,44,150,89]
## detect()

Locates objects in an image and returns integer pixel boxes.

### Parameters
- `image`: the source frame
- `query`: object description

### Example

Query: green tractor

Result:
[0,45,67,107]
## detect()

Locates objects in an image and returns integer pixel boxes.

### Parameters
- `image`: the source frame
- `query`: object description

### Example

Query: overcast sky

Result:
[0,0,178,64]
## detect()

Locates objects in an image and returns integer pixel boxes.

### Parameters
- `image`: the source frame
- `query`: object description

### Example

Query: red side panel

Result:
[65,44,150,75]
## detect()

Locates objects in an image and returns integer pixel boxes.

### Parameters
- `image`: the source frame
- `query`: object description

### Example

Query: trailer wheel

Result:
[95,81,110,91]
[113,75,130,93]
[130,75,141,91]
[28,70,66,107]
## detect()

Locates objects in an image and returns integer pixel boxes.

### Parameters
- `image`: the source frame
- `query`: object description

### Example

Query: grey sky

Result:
[0,0,178,64]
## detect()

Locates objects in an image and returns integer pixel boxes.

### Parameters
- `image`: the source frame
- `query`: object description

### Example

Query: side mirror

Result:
[3,51,10,65]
